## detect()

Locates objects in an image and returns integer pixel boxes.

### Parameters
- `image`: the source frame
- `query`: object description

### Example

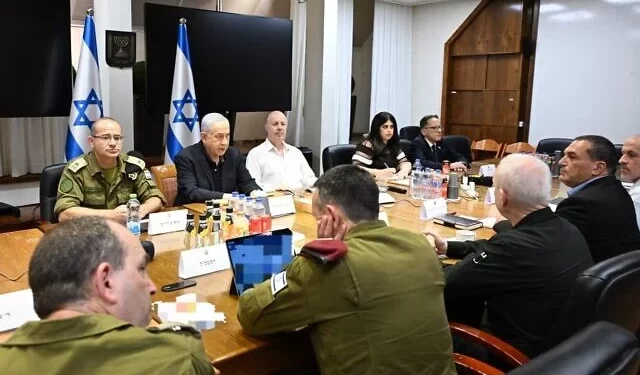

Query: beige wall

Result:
[353,0,373,47]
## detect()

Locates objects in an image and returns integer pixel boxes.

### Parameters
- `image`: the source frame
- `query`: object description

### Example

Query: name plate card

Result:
[0,289,40,332]
[420,198,448,220]
[479,164,496,177]
[266,195,296,217]
[178,243,230,279]
[148,209,188,235]
[485,187,496,205]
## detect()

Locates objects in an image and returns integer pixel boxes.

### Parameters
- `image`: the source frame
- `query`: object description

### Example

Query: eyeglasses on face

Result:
[92,134,124,142]
[424,126,443,131]
[207,133,231,141]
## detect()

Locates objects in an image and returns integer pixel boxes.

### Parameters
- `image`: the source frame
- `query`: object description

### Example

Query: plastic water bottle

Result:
[410,160,423,199]
[126,193,141,237]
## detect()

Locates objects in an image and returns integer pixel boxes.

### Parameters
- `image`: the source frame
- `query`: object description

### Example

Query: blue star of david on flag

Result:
[172,89,199,132]
[73,89,104,127]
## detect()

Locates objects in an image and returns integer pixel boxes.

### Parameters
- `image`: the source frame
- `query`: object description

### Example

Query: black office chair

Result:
[40,163,66,223]
[443,135,472,163]
[543,250,640,350]
[535,138,572,155]
[322,144,356,172]
[399,139,412,161]
[508,322,639,375]
[399,126,420,141]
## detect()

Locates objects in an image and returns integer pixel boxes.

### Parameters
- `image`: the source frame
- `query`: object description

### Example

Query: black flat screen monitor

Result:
[0,1,72,117]
[144,4,292,115]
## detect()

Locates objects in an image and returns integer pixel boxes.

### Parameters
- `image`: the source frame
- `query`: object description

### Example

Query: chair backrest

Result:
[501,142,536,157]
[322,144,357,172]
[39,163,66,223]
[471,139,503,159]
[399,126,420,141]
[545,250,640,349]
[508,322,639,375]
[443,135,472,163]
[535,138,572,155]
[150,164,178,207]
[399,139,412,161]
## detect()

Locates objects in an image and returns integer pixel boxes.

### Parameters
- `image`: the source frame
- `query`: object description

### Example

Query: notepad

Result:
[379,192,396,204]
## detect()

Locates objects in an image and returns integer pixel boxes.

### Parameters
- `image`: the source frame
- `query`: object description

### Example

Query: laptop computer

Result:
[226,228,293,296]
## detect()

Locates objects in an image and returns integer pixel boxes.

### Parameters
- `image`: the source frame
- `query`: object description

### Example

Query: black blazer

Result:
[409,136,466,169]
[174,142,260,205]
[555,175,640,263]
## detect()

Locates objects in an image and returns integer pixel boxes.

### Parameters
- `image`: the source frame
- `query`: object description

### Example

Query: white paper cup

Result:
[456,230,476,241]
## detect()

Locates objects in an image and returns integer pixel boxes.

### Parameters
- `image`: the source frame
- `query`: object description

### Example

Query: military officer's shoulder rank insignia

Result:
[300,239,347,265]
[68,158,88,173]
[125,155,146,169]
[147,322,202,338]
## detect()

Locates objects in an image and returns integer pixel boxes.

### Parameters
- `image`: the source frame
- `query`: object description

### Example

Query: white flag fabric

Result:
[65,12,103,161]
[165,20,200,164]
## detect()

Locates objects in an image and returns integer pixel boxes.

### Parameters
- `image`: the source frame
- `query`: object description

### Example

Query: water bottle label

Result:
[128,222,140,235]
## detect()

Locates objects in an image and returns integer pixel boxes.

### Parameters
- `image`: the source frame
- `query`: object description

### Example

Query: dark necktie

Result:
[431,144,438,162]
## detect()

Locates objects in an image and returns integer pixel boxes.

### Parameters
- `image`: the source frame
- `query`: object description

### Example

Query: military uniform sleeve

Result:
[237,256,317,336]
[147,323,214,375]
[54,167,86,214]
[134,168,166,205]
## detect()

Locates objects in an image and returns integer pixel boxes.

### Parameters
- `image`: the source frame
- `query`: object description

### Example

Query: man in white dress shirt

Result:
[246,111,317,192]
[620,134,640,230]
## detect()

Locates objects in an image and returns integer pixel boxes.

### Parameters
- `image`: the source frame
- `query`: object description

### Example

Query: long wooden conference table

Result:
[0,176,567,374]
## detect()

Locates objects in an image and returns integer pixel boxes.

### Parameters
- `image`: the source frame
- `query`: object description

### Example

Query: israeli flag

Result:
[65,10,103,161]
[165,18,200,164]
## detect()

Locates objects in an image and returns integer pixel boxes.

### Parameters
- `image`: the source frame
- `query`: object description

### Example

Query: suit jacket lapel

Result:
[197,143,216,191]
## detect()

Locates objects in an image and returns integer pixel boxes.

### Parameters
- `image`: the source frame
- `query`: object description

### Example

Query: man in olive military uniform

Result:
[0,216,215,374]
[237,165,457,375]
[54,117,165,223]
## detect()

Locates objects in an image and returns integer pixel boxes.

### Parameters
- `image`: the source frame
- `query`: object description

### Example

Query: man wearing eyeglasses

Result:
[174,112,261,205]
[54,117,165,223]
[409,115,467,172]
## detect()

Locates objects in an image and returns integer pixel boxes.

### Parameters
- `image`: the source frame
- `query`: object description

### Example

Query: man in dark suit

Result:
[174,113,261,205]
[409,115,467,171]
[554,135,640,262]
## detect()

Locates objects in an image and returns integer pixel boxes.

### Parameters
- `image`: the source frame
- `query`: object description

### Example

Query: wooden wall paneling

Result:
[447,91,484,124]
[484,126,518,143]
[449,123,483,141]
[485,0,523,54]
[451,12,488,56]
[486,54,521,90]
[451,56,488,90]
[482,90,519,126]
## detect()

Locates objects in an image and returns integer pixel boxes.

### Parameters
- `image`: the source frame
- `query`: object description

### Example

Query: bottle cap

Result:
[187,212,194,219]
[129,194,137,199]
[199,213,206,220]
[213,202,220,208]
[226,207,234,213]
[213,213,221,220]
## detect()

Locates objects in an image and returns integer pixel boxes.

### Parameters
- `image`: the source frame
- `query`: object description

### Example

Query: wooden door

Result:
[441,0,538,144]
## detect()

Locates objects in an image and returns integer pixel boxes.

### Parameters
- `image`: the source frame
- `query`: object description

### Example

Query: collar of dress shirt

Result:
[567,175,607,196]
[264,139,291,154]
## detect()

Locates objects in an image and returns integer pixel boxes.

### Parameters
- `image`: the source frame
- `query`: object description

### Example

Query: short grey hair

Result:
[200,113,229,133]
[495,154,551,207]
[28,216,125,319]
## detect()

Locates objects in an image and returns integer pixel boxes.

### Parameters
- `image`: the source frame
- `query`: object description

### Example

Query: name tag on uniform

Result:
[420,198,448,220]
[178,244,230,279]
[148,209,188,235]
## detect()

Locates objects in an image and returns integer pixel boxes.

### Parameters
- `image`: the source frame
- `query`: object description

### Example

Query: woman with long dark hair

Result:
[352,111,411,179]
